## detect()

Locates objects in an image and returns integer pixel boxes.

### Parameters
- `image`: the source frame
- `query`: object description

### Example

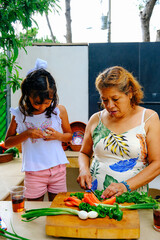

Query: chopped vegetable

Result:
[83,192,101,206]
[64,196,82,206]
[4,147,19,158]
[101,196,116,205]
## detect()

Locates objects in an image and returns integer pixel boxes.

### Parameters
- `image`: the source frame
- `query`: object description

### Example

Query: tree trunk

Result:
[140,0,157,42]
[45,13,56,43]
[65,0,72,43]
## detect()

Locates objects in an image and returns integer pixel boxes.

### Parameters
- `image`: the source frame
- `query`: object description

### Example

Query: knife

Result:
[85,183,99,198]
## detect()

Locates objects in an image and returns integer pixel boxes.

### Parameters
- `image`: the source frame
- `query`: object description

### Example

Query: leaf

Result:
[103,174,118,189]
[109,157,138,172]
[92,122,111,148]
[90,159,100,178]
[104,132,130,158]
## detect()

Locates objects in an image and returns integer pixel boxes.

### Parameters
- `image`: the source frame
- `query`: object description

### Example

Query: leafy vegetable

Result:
[4,147,19,158]
[116,191,158,204]
[72,190,158,204]
[70,192,84,200]
[79,202,123,221]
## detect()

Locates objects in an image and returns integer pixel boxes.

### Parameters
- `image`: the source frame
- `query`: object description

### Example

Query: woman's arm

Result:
[77,113,99,189]
[102,111,160,198]
[5,116,44,148]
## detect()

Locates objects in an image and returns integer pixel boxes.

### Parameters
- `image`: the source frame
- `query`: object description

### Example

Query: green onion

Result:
[96,202,155,210]
[0,228,29,240]
[21,207,93,222]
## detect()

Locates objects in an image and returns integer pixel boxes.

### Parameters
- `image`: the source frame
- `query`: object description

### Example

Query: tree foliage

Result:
[136,0,159,41]
[0,0,60,92]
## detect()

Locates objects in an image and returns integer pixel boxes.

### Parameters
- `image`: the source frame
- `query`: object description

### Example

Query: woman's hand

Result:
[101,182,128,198]
[77,169,92,190]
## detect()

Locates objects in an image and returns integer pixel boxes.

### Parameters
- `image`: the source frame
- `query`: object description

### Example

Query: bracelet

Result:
[121,181,131,192]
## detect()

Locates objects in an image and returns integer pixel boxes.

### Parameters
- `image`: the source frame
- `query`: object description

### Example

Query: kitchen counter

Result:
[0,201,160,240]
[0,157,24,201]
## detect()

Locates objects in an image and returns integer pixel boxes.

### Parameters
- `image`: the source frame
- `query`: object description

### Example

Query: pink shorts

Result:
[24,164,67,199]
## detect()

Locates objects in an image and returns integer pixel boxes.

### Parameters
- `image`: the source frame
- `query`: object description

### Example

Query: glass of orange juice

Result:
[10,186,26,212]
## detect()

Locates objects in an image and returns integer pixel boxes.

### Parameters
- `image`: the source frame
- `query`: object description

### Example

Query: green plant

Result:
[0,0,60,93]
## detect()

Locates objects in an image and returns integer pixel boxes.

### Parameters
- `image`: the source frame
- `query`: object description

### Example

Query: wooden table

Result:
[0,201,160,240]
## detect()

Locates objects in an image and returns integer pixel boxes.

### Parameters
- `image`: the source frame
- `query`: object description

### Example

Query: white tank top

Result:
[10,107,69,172]
[90,108,156,192]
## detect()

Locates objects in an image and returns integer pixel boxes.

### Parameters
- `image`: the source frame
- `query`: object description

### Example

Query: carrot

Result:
[89,193,101,204]
[83,193,99,206]
[101,196,116,205]
[64,196,80,202]
[65,201,75,207]
[64,196,82,207]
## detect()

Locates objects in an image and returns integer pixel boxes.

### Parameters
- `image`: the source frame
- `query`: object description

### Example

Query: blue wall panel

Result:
[89,42,160,117]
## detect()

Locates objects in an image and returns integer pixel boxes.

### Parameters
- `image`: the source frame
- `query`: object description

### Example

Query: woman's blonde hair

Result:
[95,66,144,106]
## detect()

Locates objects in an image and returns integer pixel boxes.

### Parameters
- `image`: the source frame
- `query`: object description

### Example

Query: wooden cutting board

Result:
[46,192,140,239]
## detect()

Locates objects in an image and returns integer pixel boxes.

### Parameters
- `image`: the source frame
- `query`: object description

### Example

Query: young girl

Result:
[5,65,72,201]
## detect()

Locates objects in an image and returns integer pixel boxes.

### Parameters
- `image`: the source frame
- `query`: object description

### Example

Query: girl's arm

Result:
[5,116,44,148]
[102,111,160,198]
[44,105,72,142]
[58,104,72,142]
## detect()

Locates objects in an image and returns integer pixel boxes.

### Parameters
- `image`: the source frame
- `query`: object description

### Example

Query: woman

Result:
[77,66,160,198]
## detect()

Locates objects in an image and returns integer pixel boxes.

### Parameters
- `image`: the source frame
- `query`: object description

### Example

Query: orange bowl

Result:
[70,121,86,133]
[70,121,86,151]
[62,142,68,151]
[0,153,13,163]
[70,145,82,152]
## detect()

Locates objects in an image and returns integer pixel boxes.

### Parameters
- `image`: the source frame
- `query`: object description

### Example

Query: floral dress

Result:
[90,109,154,193]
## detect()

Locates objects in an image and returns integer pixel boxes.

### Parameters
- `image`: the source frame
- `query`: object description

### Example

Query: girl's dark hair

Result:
[19,69,58,120]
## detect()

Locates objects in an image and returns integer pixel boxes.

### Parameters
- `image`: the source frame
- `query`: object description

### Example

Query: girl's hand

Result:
[101,182,127,198]
[27,128,44,139]
[43,127,60,141]
[77,169,92,190]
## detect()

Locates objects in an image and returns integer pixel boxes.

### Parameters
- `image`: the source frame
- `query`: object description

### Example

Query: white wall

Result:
[11,45,88,124]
